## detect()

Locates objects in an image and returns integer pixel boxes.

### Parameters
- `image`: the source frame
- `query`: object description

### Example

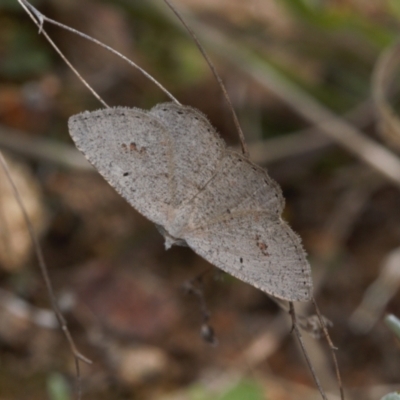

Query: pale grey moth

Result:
[68,102,313,301]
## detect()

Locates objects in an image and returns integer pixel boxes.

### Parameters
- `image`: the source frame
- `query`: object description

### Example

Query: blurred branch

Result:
[0,125,92,170]
[349,248,400,334]
[248,128,332,165]
[372,40,400,151]
[247,101,374,165]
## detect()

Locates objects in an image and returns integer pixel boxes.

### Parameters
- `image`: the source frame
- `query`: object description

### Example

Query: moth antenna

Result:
[18,0,180,106]
[163,0,249,157]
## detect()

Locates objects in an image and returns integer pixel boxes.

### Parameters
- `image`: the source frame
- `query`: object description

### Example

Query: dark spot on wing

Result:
[255,234,269,256]
[130,142,138,151]
[130,142,146,154]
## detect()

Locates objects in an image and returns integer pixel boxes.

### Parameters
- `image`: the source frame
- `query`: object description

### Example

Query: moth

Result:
[68,102,313,301]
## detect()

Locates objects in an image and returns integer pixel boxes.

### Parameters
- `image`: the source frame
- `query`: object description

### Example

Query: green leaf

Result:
[218,380,264,400]
[47,373,71,400]
[388,0,400,20]
[189,379,265,400]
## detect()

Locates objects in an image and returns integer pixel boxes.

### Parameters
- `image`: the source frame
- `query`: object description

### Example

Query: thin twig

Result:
[313,298,345,400]
[183,267,218,346]
[18,0,108,108]
[0,152,91,400]
[19,0,180,106]
[74,358,82,400]
[289,302,328,400]
[163,0,248,157]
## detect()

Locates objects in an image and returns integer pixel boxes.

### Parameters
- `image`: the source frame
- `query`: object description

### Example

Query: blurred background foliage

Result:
[1,1,400,399]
